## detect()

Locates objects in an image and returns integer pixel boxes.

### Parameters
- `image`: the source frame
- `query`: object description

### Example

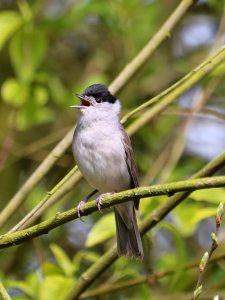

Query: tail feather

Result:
[114,207,143,260]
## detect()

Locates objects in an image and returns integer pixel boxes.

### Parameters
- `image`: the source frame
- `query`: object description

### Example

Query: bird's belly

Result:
[73,132,130,192]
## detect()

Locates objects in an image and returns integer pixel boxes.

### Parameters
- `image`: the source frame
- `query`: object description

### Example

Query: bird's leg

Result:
[96,192,114,213]
[77,189,98,220]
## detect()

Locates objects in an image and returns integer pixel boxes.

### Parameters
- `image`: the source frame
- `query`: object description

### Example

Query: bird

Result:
[71,83,143,260]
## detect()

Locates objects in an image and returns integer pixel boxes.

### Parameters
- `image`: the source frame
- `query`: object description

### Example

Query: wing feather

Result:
[120,124,139,209]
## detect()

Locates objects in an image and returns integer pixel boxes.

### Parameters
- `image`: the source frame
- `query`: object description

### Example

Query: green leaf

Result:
[174,202,216,236]
[9,27,47,81]
[39,275,74,300]
[5,279,35,297]
[0,11,23,51]
[157,222,188,290]
[85,213,115,247]
[1,78,29,107]
[191,188,225,204]
[50,243,74,276]
[42,262,64,276]
[72,250,100,274]
[191,207,216,224]
[33,85,48,106]
[16,107,54,130]
[48,76,70,107]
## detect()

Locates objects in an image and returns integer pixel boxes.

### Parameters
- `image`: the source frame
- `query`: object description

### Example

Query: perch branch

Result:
[0,176,225,249]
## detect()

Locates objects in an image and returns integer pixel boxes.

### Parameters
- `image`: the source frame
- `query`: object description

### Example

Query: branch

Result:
[124,46,225,135]
[0,281,11,300]
[8,167,81,233]
[0,176,225,249]
[64,151,225,300]
[191,202,225,300]
[0,0,194,229]
[0,128,74,229]
[80,251,225,299]
[109,0,196,94]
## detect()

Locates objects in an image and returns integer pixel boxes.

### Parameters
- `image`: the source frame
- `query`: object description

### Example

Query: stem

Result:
[124,46,225,135]
[0,281,11,300]
[109,0,196,94]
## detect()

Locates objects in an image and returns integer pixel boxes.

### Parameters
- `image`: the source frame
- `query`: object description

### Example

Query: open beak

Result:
[70,94,91,109]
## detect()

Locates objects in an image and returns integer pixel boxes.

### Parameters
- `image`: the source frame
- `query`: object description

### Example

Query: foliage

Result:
[0,0,225,299]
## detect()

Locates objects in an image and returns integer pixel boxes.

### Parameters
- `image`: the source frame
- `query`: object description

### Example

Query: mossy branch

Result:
[0,176,225,249]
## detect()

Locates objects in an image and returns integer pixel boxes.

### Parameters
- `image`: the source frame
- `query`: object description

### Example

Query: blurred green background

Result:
[1,0,225,299]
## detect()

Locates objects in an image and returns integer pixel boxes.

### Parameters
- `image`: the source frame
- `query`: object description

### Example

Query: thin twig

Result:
[109,0,196,94]
[8,166,80,233]
[191,202,225,300]
[0,281,11,300]
[124,46,225,135]
[0,128,75,230]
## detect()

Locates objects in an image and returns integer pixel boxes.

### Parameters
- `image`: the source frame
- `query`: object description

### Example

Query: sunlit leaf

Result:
[42,262,63,276]
[191,188,225,204]
[174,201,216,236]
[0,11,23,50]
[33,85,48,106]
[50,243,74,276]
[39,275,74,300]
[1,78,29,107]
[9,27,47,81]
[86,213,115,247]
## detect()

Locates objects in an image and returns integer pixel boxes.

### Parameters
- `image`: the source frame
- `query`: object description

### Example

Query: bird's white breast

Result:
[72,106,130,193]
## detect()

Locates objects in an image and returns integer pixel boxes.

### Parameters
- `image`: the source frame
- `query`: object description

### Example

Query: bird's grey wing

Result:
[120,124,139,209]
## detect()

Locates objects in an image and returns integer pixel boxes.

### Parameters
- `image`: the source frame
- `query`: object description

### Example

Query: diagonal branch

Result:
[0,281,11,300]
[124,46,225,135]
[109,0,197,94]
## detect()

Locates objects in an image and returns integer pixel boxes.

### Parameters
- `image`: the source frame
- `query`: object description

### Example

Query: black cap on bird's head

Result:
[71,84,117,109]
[84,84,116,104]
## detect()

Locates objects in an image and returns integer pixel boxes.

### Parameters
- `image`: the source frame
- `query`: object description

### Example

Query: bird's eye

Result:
[96,97,103,103]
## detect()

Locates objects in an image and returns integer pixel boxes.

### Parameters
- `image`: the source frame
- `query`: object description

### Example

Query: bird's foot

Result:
[77,200,86,221]
[76,189,98,221]
[96,192,113,213]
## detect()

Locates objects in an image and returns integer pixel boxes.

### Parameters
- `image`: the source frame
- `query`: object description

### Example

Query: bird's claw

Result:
[77,200,86,221]
[96,192,113,213]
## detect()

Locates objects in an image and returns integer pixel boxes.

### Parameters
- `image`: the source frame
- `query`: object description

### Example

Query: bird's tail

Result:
[114,207,143,260]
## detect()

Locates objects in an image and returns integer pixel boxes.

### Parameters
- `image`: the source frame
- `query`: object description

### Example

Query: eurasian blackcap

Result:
[71,84,143,260]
